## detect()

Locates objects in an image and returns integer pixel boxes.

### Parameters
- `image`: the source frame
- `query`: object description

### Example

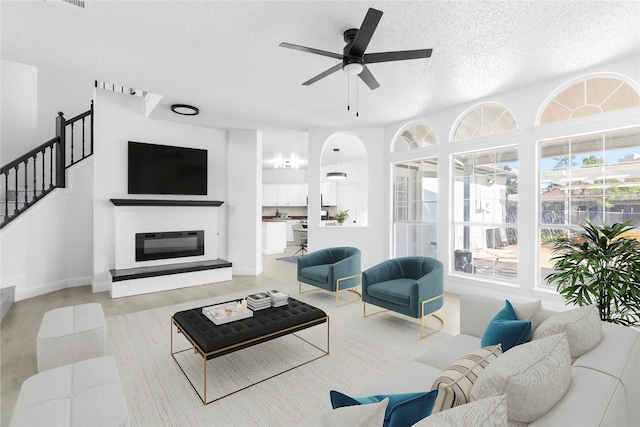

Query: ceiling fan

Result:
[279,7,432,90]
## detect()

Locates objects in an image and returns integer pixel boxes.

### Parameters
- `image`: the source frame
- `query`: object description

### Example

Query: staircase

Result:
[0,102,93,228]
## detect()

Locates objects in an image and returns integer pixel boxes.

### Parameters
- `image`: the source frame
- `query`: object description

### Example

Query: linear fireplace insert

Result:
[136,230,204,262]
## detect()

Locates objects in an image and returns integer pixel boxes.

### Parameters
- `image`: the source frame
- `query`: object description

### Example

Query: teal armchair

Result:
[362,256,444,339]
[297,247,361,307]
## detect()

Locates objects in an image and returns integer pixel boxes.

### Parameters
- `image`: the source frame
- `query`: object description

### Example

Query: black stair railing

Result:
[0,101,93,229]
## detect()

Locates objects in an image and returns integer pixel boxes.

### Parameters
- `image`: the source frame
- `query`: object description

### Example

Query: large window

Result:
[393,159,438,258]
[453,146,519,281]
[539,127,640,286]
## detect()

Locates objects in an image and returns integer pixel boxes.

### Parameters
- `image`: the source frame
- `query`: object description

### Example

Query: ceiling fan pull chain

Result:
[347,74,350,111]
[356,77,359,117]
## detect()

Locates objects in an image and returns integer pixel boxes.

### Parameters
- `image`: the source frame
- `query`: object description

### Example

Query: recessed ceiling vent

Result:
[47,0,89,14]
[61,0,85,8]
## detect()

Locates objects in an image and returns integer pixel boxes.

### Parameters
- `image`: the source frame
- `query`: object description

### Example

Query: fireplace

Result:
[135,230,204,262]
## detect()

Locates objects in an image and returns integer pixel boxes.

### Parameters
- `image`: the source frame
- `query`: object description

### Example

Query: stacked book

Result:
[246,292,272,311]
[268,290,289,307]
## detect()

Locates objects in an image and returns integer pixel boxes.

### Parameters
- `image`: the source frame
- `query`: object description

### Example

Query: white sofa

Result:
[353,294,640,426]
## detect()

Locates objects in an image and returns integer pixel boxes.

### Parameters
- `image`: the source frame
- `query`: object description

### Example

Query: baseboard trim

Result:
[109,266,232,298]
[13,276,93,302]
[15,279,67,301]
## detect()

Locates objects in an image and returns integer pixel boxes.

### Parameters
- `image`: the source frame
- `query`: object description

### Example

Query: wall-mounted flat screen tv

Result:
[128,141,208,195]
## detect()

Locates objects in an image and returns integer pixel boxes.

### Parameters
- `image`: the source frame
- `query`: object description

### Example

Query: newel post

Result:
[56,111,66,188]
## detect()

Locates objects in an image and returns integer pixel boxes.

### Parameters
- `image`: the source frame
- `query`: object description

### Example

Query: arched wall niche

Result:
[320,132,369,226]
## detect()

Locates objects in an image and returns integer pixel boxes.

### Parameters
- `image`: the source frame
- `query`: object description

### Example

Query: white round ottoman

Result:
[9,356,130,427]
[36,303,106,372]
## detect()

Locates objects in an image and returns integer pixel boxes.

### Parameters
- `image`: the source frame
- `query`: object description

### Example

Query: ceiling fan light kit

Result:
[280,7,432,116]
[343,61,364,75]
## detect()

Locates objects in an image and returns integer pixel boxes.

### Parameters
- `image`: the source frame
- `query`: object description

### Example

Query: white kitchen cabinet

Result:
[263,184,279,206]
[262,184,308,206]
[321,181,337,206]
[286,184,307,206]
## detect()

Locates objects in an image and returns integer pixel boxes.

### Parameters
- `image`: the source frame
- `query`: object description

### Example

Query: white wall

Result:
[1,60,37,164]
[307,127,385,271]
[36,65,94,144]
[262,169,307,184]
[92,90,228,292]
[0,60,94,165]
[1,60,94,300]
[227,130,262,275]
[0,159,94,300]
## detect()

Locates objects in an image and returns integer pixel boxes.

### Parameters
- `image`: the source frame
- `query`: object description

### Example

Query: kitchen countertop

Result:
[261,216,307,222]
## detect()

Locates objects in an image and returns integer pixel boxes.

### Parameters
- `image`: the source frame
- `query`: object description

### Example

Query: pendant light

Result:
[326,148,347,180]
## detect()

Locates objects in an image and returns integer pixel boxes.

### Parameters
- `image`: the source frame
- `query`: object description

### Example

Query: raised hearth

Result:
[110,259,232,282]
[109,259,232,298]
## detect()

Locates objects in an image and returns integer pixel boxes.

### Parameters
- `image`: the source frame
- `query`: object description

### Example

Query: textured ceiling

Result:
[2,1,639,165]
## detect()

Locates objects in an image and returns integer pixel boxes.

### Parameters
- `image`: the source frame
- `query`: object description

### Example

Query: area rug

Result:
[106,282,451,426]
[276,256,299,263]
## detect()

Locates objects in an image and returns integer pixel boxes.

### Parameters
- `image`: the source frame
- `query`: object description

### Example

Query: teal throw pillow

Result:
[481,300,532,351]
[330,389,438,427]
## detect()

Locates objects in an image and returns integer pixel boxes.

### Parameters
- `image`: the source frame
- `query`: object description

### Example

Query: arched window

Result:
[539,76,640,125]
[453,104,518,141]
[537,74,640,289]
[392,123,437,152]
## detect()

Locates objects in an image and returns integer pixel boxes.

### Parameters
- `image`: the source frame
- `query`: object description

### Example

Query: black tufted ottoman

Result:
[171,296,329,404]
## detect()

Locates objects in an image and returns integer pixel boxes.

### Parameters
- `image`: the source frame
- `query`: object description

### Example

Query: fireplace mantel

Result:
[110,199,224,207]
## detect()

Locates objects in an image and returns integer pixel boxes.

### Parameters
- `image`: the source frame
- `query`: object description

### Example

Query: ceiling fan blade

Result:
[302,63,343,86]
[279,42,343,60]
[364,49,433,64]
[348,8,383,58]
[358,65,380,90]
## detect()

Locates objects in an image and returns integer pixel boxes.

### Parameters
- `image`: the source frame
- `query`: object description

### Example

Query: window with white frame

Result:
[539,126,640,287]
[453,104,517,141]
[393,158,438,258]
[392,123,437,152]
[452,146,519,281]
[539,77,640,125]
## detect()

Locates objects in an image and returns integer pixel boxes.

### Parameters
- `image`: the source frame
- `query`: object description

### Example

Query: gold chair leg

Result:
[299,277,362,308]
[362,294,444,339]
[363,301,389,318]
[299,281,322,295]
[335,273,362,307]
[420,293,445,339]
[420,313,444,339]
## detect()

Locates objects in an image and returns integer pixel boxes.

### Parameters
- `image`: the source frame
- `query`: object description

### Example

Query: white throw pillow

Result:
[430,345,502,413]
[470,333,572,424]
[532,304,602,361]
[512,300,546,332]
[412,395,508,427]
[296,398,388,427]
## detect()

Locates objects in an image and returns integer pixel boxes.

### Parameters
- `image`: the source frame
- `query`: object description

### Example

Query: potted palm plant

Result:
[545,220,640,326]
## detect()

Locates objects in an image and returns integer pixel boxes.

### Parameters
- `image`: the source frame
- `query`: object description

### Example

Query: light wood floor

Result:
[0,246,460,425]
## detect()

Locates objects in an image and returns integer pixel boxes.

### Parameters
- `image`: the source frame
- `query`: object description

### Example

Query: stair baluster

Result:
[1,103,93,228]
